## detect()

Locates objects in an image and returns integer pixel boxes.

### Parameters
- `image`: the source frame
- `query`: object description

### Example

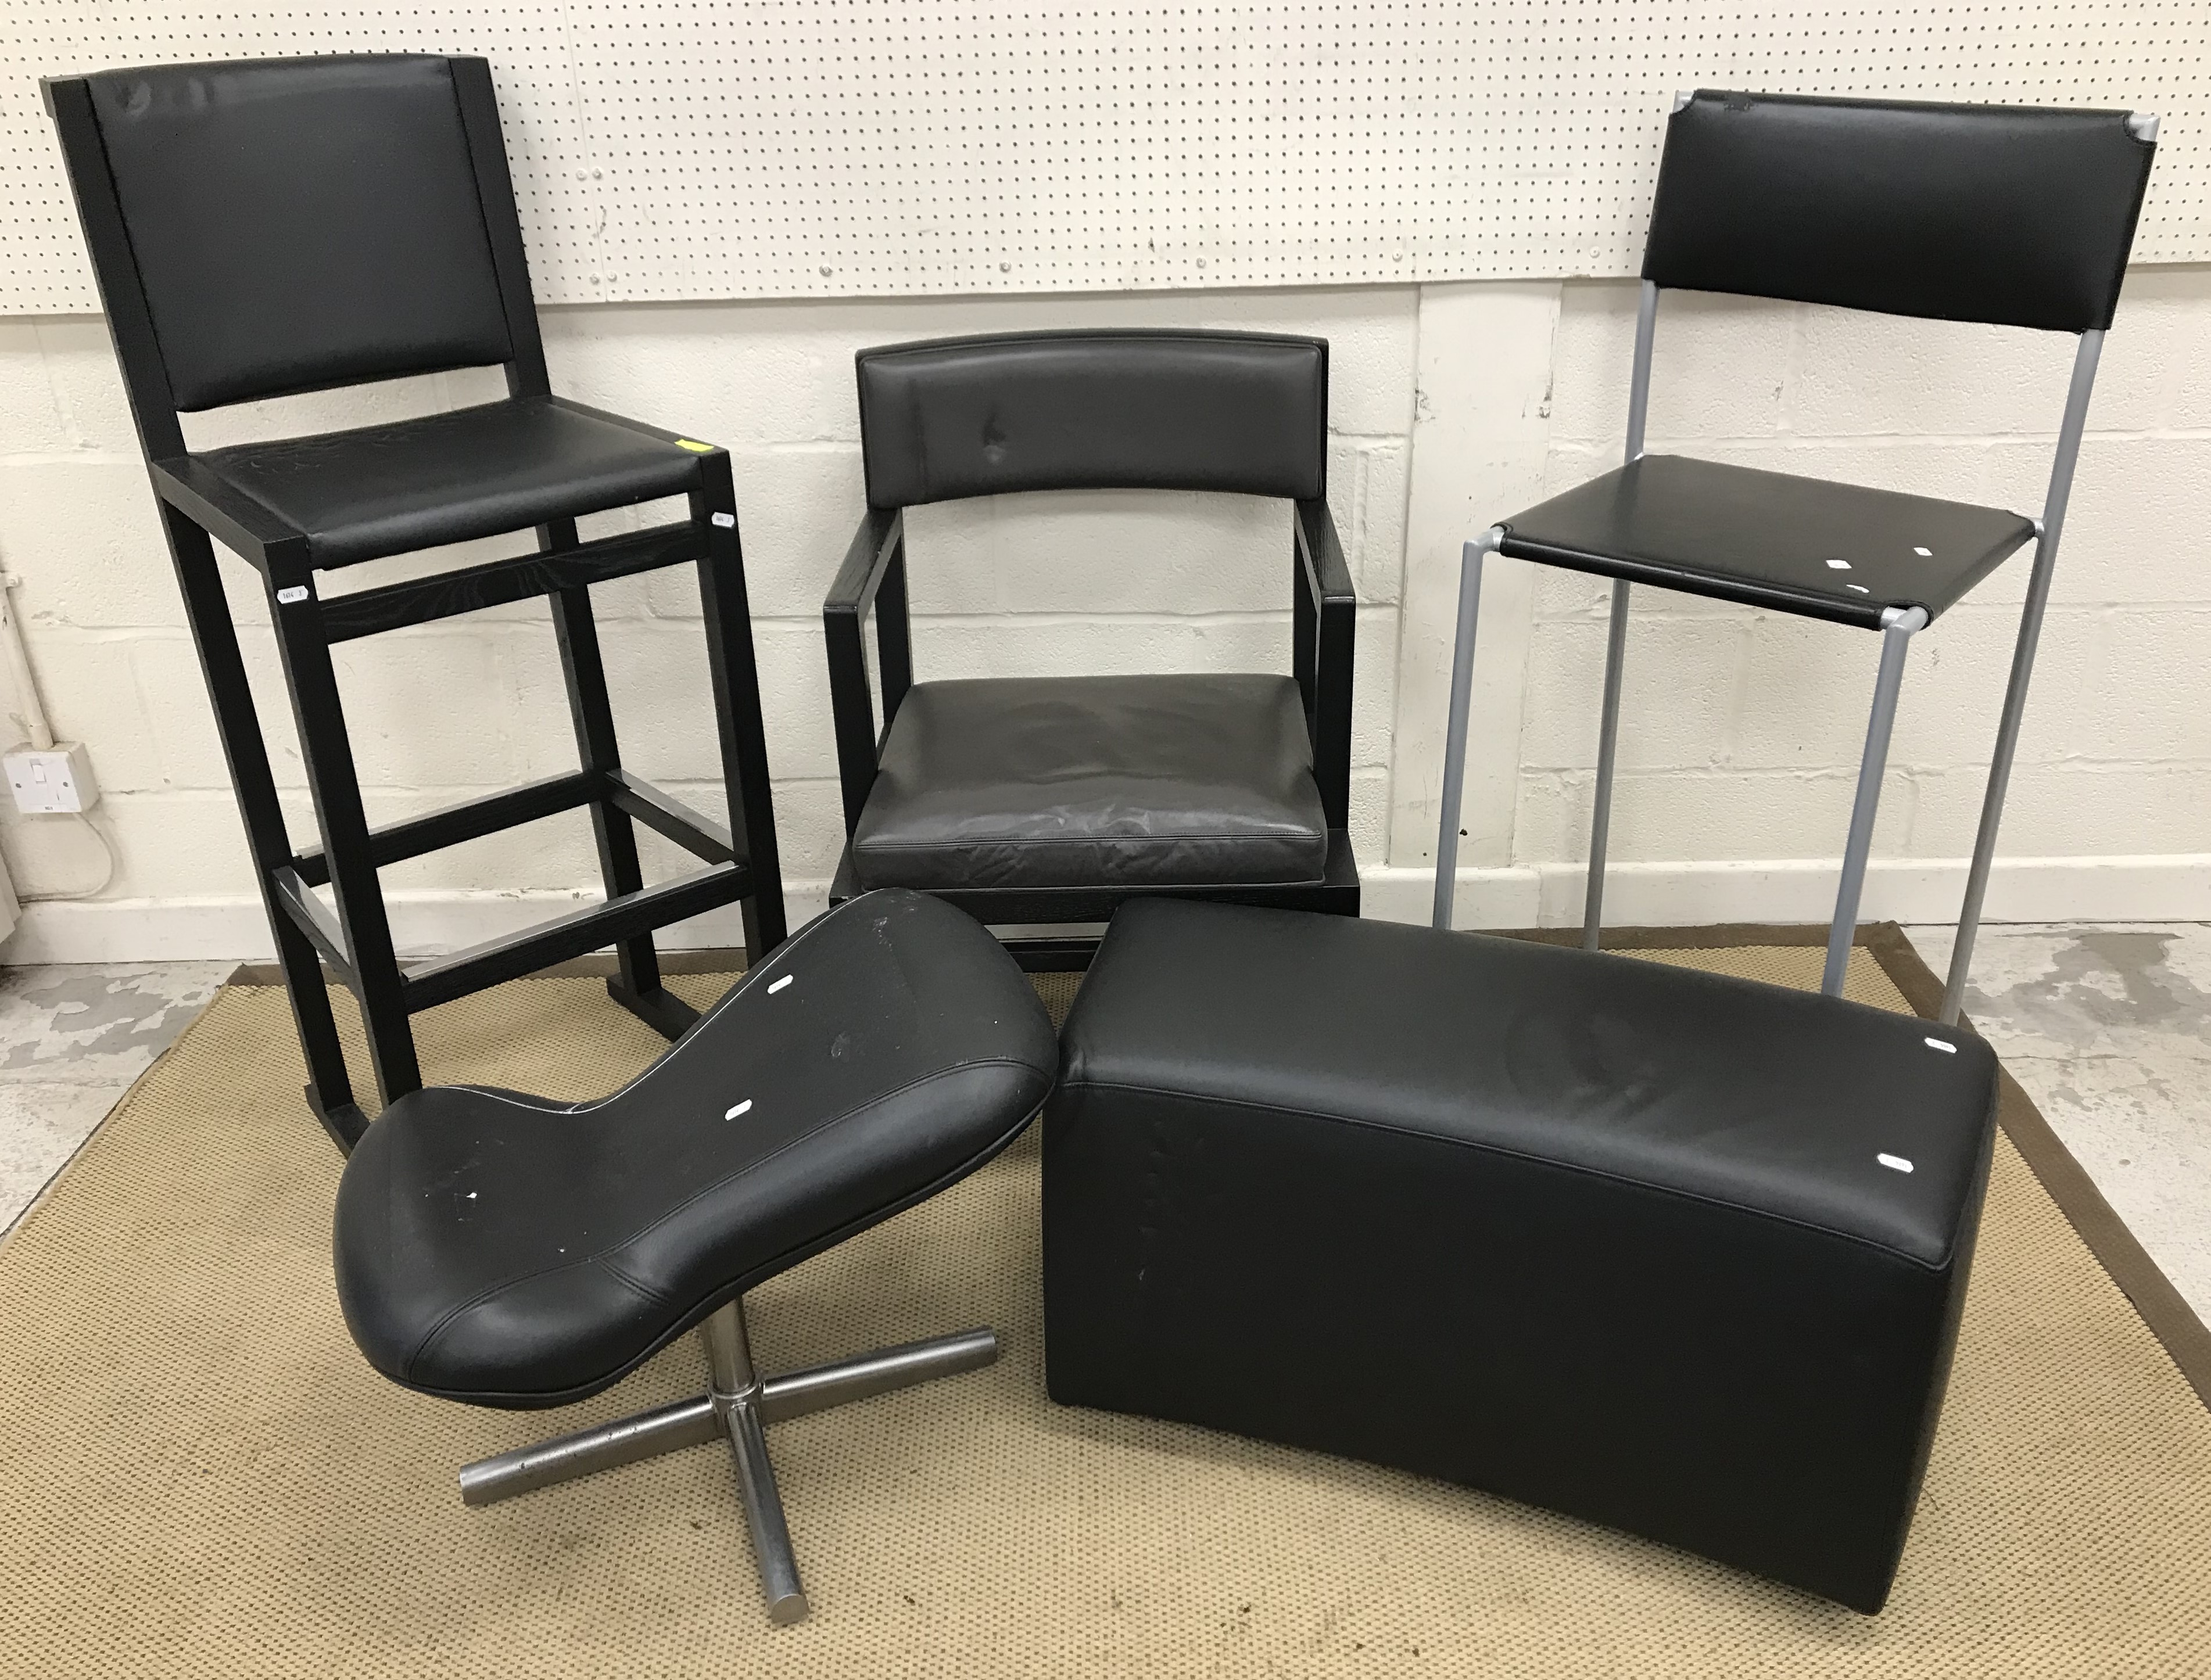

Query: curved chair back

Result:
[1644,90,2156,332]
[855,329,1328,508]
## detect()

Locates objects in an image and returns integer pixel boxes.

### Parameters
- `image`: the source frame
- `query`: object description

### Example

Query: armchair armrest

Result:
[1294,498,1357,831]
[1296,497,1357,609]
[823,506,903,618]
[822,508,910,834]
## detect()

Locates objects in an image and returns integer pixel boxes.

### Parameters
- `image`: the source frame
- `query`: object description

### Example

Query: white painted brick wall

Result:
[0,269,2205,957]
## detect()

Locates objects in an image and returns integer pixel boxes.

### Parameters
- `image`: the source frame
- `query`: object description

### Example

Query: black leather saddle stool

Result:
[1045,899,1999,1612]
[334,890,1057,1624]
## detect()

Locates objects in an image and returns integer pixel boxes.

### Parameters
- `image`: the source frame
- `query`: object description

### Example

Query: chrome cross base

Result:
[456,1300,999,1625]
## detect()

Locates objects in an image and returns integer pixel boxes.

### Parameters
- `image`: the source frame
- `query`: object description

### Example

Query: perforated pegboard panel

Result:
[3,1,2205,313]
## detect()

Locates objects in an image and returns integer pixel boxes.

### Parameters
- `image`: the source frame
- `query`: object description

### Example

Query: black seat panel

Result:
[195,396,706,568]
[850,674,1330,892]
[332,890,1058,1408]
[1500,454,2036,629]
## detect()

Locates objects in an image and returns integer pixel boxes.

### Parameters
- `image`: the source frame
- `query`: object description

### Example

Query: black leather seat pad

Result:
[1502,454,2036,630]
[196,395,707,568]
[849,674,1330,892]
[1063,900,1996,1265]
[334,890,1058,1409]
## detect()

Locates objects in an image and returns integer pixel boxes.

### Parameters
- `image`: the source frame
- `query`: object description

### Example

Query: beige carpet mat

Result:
[1,943,2208,1678]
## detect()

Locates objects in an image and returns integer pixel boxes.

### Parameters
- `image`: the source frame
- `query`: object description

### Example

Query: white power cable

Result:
[16,809,117,903]
[0,572,52,751]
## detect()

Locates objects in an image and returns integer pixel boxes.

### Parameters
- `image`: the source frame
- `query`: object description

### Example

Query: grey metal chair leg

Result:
[458,1394,721,1506]
[702,1301,809,1625]
[1583,279,1660,950]
[1433,531,1500,930]
[723,1401,805,1624]
[1823,606,1929,996]
[1943,328,2105,1025]
[758,1329,998,1423]
[453,1295,999,1625]
[1583,579,1632,949]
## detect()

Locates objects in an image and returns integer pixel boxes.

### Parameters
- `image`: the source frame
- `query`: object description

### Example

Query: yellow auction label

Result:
[675,438,714,452]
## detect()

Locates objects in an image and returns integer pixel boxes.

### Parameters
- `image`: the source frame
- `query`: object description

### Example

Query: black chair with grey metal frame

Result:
[1432,91,2156,1020]
[44,55,787,1148]
[823,329,1359,968]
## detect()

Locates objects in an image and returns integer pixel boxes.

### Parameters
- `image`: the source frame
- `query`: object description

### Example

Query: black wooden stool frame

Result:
[45,64,787,1151]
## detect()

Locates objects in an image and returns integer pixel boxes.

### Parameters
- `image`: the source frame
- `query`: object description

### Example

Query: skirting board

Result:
[1386,853,2211,934]
[5,852,2209,964]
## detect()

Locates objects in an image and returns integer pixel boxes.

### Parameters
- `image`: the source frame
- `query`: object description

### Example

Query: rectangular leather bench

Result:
[1042,900,1999,1611]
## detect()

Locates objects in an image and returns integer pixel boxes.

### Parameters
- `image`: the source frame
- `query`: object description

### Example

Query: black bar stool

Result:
[44,54,787,1150]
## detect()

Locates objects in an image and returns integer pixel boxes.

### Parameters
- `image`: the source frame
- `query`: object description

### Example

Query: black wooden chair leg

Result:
[266,583,423,1105]
[167,516,367,1139]
[697,469,788,962]
[546,536,697,1041]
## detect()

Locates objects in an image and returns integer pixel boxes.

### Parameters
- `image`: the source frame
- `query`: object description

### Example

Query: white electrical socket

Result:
[5,742,99,814]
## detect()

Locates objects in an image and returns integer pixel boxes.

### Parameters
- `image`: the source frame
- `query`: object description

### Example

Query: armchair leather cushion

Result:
[849,674,1330,892]
[195,395,707,568]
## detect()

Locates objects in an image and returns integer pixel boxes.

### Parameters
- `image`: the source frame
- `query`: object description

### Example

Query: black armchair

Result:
[822,330,1357,965]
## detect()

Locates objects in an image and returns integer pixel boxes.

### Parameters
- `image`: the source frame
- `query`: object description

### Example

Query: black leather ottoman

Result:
[1042,900,1999,1611]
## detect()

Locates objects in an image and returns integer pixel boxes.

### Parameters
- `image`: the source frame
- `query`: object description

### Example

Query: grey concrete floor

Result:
[0,961,229,1234]
[0,932,2206,1336]
[1905,922,2211,1329]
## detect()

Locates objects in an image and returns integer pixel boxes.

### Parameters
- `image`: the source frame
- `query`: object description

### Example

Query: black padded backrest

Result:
[855,329,1328,508]
[81,55,514,410]
[1643,91,2156,332]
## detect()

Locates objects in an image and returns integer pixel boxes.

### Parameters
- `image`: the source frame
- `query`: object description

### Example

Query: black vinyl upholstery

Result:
[197,396,708,568]
[1500,454,2037,630]
[1045,900,1999,1612]
[1646,91,2155,332]
[335,891,1058,1409]
[849,675,1330,891]
[856,330,1328,508]
[83,56,514,411]
[831,327,1357,929]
